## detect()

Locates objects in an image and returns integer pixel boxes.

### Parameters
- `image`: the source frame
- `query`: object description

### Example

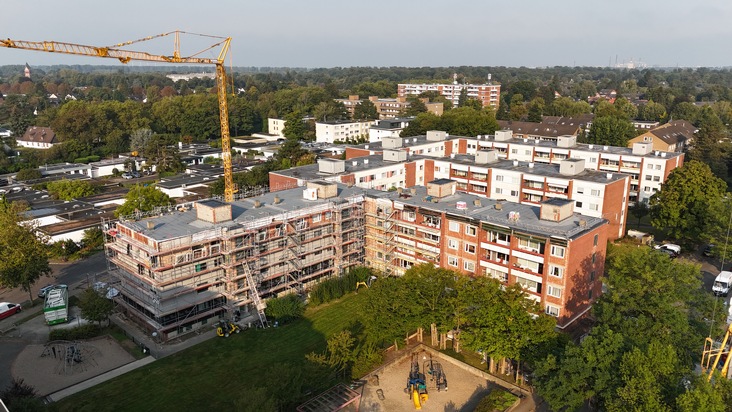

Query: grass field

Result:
[56,293,366,412]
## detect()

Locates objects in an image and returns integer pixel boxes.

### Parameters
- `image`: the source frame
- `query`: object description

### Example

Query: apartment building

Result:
[398,82,501,109]
[364,181,608,328]
[267,118,287,138]
[274,132,631,239]
[104,183,365,341]
[346,130,684,204]
[368,118,413,143]
[335,95,443,119]
[316,120,376,144]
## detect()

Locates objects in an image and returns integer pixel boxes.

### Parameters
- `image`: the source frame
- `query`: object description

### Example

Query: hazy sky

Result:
[1,1,730,69]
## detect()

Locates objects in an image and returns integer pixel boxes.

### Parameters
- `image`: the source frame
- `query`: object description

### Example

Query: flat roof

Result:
[272,154,411,181]
[378,186,606,240]
[449,156,629,184]
[120,185,366,241]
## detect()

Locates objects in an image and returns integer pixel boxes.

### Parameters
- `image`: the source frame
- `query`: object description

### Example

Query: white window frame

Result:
[550,245,566,258]
[448,256,459,267]
[464,261,475,272]
[449,221,460,232]
[312,214,322,223]
[464,243,476,254]
[465,225,477,236]
[549,265,564,278]
[545,305,560,317]
[448,239,459,250]
[547,285,562,298]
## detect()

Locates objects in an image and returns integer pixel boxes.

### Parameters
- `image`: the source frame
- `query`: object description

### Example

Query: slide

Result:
[412,389,422,410]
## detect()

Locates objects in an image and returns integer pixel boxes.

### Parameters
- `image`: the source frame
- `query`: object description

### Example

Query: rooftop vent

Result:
[579,219,587,227]
[529,163,534,168]
[254,200,263,208]
[606,173,613,179]
[473,199,482,207]
[603,146,609,151]
[146,221,155,230]
[352,161,358,167]
[364,159,369,164]
[513,160,519,166]
[495,203,503,210]
[274,195,281,204]
[589,144,594,149]
[365,144,369,149]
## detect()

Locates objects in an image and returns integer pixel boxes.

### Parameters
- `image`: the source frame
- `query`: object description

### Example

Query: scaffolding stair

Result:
[243,261,268,327]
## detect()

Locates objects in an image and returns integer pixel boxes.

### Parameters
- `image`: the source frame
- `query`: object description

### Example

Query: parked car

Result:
[38,284,67,298]
[704,244,716,257]
[121,173,133,179]
[654,243,681,258]
[131,171,141,178]
[0,302,21,320]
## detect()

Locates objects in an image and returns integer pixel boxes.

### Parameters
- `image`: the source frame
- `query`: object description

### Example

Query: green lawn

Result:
[56,293,366,412]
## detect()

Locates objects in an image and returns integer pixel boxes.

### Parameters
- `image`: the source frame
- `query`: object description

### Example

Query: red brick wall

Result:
[405,162,417,187]
[345,147,372,159]
[269,173,299,192]
[602,176,630,240]
[423,159,436,184]
[558,222,608,328]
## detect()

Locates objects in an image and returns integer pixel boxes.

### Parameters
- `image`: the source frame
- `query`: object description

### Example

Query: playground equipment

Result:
[216,320,240,337]
[424,353,448,392]
[405,353,429,409]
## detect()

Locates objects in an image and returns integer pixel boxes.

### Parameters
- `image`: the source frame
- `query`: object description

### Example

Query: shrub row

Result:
[49,324,101,341]
[308,266,373,306]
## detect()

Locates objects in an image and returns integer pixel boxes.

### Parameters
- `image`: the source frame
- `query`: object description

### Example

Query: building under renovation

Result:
[104,182,365,341]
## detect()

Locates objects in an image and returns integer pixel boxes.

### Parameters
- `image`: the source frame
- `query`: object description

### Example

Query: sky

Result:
[1,0,730,69]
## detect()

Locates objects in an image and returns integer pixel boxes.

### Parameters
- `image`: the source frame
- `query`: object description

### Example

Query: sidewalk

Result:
[46,357,155,402]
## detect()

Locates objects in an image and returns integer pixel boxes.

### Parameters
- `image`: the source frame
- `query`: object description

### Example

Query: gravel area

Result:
[12,336,135,396]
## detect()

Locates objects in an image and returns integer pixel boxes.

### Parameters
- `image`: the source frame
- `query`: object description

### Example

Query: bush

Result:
[308,267,373,306]
[474,389,518,412]
[49,324,102,341]
[264,294,305,323]
[351,343,384,379]
[15,168,42,181]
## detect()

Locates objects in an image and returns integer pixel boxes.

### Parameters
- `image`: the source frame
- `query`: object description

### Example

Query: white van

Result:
[713,271,732,297]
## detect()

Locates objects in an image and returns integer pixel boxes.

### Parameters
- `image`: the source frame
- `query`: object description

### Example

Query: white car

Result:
[121,173,133,179]
[654,243,681,257]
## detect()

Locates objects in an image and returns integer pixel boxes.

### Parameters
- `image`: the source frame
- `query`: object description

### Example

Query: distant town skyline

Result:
[1,1,730,69]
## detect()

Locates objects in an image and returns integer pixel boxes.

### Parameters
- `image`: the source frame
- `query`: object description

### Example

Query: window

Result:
[644,186,651,193]
[464,244,476,254]
[464,261,475,272]
[591,189,601,196]
[545,305,560,317]
[589,203,599,211]
[525,150,532,155]
[449,221,460,232]
[195,262,207,272]
[518,237,542,253]
[653,176,660,182]
[645,175,652,181]
[448,239,459,249]
[547,285,562,298]
[495,188,503,194]
[576,187,584,194]
[465,225,477,236]
[655,164,662,170]
[647,163,653,169]
[594,234,599,246]
[495,175,504,182]
[511,148,518,154]
[588,290,593,299]
[546,264,563,278]
[312,214,322,223]
[575,201,583,208]
[448,256,459,267]
[510,190,519,197]
[590,270,595,281]
[551,245,566,258]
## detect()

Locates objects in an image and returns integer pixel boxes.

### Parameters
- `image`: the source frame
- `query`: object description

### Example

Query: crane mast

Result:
[0,31,237,202]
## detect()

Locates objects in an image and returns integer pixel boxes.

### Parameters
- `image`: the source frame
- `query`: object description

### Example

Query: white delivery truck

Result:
[713,271,732,297]
[44,286,69,325]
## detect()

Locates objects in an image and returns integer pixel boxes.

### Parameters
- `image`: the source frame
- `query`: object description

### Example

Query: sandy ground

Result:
[359,348,509,412]
[12,336,135,396]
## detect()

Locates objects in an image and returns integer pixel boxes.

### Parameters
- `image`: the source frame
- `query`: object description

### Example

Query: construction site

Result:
[104,181,365,341]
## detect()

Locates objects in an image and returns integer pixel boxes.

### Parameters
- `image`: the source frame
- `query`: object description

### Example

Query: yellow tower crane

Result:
[0,31,237,202]
[702,323,732,381]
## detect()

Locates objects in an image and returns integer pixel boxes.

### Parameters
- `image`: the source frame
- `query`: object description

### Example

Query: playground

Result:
[359,345,522,412]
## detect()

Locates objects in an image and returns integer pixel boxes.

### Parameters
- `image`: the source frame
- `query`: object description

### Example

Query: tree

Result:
[639,101,668,122]
[508,93,528,121]
[526,97,545,122]
[650,160,728,247]
[115,184,173,218]
[352,99,379,120]
[264,294,304,323]
[0,378,44,412]
[282,111,305,140]
[81,227,105,251]
[629,200,649,229]
[46,179,97,200]
[457,88,469,107]
[585,116,637,146]
[78,286,114,326]
[403,97,427,117]
[0,200,51,304]
[129,128,153,155]
[15,168,42,181]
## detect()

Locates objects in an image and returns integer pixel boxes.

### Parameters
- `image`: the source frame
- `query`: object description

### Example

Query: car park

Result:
[0,302,21,320]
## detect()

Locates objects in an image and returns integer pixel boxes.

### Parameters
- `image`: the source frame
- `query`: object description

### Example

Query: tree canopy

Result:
[649,160,728,247]
[0,200,51,303]
[115,184,173,218]
[46,179,98,201]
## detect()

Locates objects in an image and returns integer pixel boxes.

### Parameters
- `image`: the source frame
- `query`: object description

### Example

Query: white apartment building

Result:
[267,118,287,138]
[316,120,375,144]
[398,82,501,108]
